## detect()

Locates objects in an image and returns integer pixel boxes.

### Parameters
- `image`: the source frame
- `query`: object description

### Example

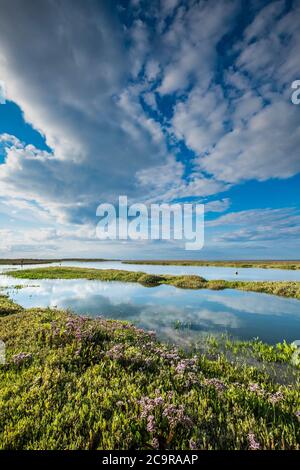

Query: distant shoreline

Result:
[1,258,300,270]
[0,258,116,265]
[122,260,300,270]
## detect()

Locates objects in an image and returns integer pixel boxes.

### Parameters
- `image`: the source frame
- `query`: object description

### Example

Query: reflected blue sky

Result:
[1,270,300,346]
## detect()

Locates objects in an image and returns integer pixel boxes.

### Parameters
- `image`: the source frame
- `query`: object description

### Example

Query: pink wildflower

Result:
[247,432,261,450]
[12,352,32,365]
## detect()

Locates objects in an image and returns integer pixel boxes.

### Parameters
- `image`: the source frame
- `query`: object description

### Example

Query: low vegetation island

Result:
[6,267,300,300]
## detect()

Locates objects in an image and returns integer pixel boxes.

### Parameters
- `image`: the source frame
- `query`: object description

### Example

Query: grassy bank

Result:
[0,295,299,450]
[123,260,300,270]
[6,267,300,299]
[0,295,23,316]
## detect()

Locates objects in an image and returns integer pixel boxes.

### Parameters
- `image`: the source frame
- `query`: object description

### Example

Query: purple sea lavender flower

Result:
[106,344,124,360]
[152,437,159,449]
[249,383,260,392]
[156,348,180,363]
[249,383,264,395]
[205,378,227,392]
[268,391,284,405]
[175,361,188,374]
[189,439,197,450]
[148,330,156,337]
[147,415,156,433]
[154,396,164,406]
[162,404,193,429]
[12,352,32,366]
[247,432,261,450]
[175,358,198,375]
[139,397,156,418]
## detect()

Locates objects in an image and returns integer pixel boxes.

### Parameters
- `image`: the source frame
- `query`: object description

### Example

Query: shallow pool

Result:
[1,273,300,346]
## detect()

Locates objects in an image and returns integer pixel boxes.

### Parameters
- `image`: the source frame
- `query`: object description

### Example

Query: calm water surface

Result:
[1,266,300,346]
[2,260,300,281]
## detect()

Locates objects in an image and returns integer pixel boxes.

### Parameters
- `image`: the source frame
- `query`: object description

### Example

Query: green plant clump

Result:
[0,295,23,317]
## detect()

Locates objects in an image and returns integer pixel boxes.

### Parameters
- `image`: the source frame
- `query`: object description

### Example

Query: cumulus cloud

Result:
[136,156,228,202]
[0,0,169,224]
[164,0,300,185]
[199,100,300,182]
[172,86,229,155]
[0,0,299,257]
[157,0,237,95]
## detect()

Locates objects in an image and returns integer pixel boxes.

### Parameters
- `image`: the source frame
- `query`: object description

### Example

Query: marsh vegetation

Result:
[7,267,300,300]
[0,295,299,450]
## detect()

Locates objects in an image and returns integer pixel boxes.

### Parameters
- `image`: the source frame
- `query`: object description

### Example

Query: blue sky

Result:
[0,0,299,259]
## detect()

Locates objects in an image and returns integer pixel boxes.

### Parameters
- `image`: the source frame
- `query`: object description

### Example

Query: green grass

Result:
[6,267,300,299]
[123,260,300,270]
[0,295,23,316]
[0,296,299,450]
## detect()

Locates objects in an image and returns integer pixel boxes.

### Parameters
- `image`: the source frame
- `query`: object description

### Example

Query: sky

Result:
[0,0,299,259]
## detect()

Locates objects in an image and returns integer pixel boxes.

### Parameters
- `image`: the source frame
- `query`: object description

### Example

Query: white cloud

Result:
[172,85,228,154]
[199,100,300,182]
[157,0,237,95]
[160,0,180,17]
[136,156,228,202]
[145,60,161,82]
[0,0,299,258]
[205,198,231,213]
[244,0,285,42]
[0,1,170,224]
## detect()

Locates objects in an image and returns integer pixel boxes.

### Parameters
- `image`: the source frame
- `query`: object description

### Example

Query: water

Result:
[2,260,300,281]
[1,271,300,346]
